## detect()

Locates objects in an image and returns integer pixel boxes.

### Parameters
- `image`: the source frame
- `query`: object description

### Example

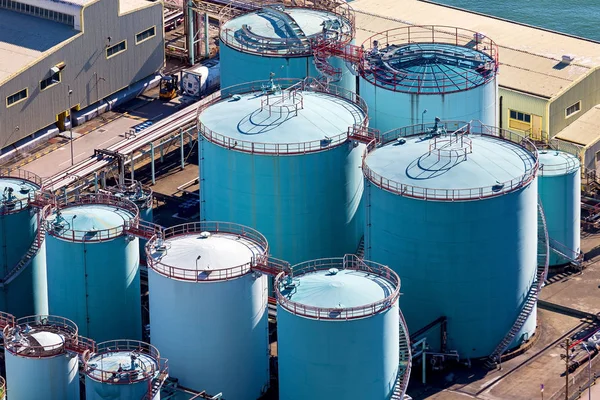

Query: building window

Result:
[6,88,27,107]
[566,101,581,118]
[508,109,532,132]
[136,26,156,44]
[106,40,127,59]
[40,71,61,90]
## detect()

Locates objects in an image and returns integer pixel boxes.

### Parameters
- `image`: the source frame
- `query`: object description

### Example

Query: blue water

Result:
[428,0,600,42]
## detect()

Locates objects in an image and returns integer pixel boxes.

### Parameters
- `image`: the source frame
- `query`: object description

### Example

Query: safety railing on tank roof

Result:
[0,168,43,214]
[3,315,79,358]
[360,26,499,94]
[219,0,355,56]
[538,150,581,175]
[105,179,154,210]
[361,121,539,201]
[197,78,368,155]
[44,193,139,242]
[0,311,15,330]
[84,340,162,384]
[146,221,269,282]
[275,254,400,320]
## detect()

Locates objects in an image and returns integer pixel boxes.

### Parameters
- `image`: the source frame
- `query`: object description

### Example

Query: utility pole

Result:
[563,338,570,400]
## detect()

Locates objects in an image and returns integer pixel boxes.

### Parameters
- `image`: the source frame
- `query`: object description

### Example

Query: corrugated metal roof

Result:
[554,105,600,146]
[351,0,600,98]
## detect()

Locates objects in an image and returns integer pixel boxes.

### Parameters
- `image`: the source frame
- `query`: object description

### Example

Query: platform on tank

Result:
[45,204,136,240]
[86,350,157,383]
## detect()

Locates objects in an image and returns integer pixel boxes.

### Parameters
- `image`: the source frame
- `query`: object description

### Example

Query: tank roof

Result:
[276,255,400,320]
[85,340,159,384]
[147,222,268,282]
[221,5,353,56]
[107,181,153,210]
[198,79,366,155]
[0,169,41,213]
[538,150,580,177]
[4,315,77,358]
[363,122,538,201]
[361,26,498,94]
[44,194,138,242]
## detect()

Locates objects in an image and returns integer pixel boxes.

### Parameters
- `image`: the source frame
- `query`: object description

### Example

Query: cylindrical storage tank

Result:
[4,315,83,400]
[364,122,539,358]
[107,180,154,261]
[276,255,410,400]
[0,169,47,317]
[220,2,356,92]
[198,79,367,265]
[147,222,270,398]
[359,26,499,133]
[538,150,581,266]
[45,193,141,342]
[85,340,165,400]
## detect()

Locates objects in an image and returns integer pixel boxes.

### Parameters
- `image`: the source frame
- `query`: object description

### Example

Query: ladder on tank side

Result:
[143,360,169,400]
[391,308,412,399]
[312,38,363,83]
[486,199,550,367]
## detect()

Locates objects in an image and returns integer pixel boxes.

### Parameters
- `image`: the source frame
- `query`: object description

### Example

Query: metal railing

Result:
[146,221,269,282]
[0,168,42,214]
[197,78,368,155]
[44,193,139,242]
[538,150,581,175]
[4,315,78,358]
[219,0,355,56]
[84,340,161,384]
[362,122,539,201]
[275,254,400,320]
[360,26,499,94]
[106,179,154,210]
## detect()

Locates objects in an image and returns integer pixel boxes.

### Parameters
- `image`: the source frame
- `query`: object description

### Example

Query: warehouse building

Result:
[350,0,600,145]
[0,0,164,151]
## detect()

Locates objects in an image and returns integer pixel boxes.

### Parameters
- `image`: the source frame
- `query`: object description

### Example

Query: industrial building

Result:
[349,0,600,144]
[276,254,411,400]
[44,193,142,342]
[0,0,164,152]
[197,78,368,265]
[363,121,541,359]
[219,2,356,92]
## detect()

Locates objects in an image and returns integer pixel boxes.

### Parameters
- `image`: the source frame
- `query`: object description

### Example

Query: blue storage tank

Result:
[84,340,166,400]
[363,122,539,358]
[0,169,47,317]
[107,180,153,262]
[198,78,367,265]
[44,194,141,342]
[276,254,411,400]
[4,315,83,400]
[146,222,270,399]
[220,3,356,92]
[538,150,581,266]
[359,26,499,133]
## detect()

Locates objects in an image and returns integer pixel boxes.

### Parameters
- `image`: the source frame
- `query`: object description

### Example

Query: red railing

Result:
[84,340,161,384]
[219,0,355,56]
[275,254,400,320]
[44,193,139,242]
[362,122,539,201]
[360,26,499,94]
[0,168,43,214]
[0,311,15,330]
[197,78,368,155]
[146,221,269,282]
[4,315,79,358]
[106,179,153,210]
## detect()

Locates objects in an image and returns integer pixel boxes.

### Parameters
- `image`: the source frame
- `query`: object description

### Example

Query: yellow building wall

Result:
[499,87,549,140]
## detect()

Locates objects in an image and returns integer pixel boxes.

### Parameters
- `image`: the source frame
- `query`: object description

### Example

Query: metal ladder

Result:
[548,237,583,269]
[391,308,412,399]
[486,199,549,366]
[355,236,365,259]
[1,207,47,287]
[143,369,169,400]
[260,6,310,48]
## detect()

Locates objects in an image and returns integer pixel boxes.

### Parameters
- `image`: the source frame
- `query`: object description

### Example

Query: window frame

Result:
[106,40,127,59]
[6,88,28,108]
[565,101,581,118]
[40,71,62,91]
[135,26,156,45]
[508,108,533,132]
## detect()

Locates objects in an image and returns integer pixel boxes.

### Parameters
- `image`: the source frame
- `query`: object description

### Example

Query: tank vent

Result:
[327,268,339,275]
[19,185,30,194]
[199,231,211,239]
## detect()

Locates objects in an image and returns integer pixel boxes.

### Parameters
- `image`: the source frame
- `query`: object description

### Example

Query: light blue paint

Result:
[365,134,538,358]
[220,7,355,92]
[45,205,141,342]
[199,89,365,265]
[85,350,158,400]
[0,178,46,317]
[538,150,581,266]
[277,269,399,400]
